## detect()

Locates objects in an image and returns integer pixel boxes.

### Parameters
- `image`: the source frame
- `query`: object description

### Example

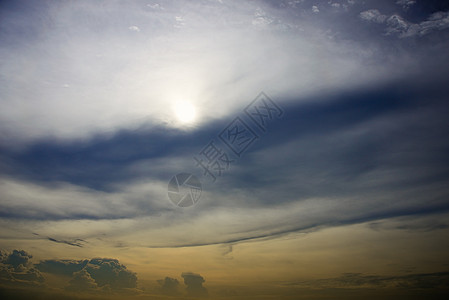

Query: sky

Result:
[1,0,449,299]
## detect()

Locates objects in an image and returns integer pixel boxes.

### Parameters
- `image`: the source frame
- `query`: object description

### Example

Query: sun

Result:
[174,101,196,124]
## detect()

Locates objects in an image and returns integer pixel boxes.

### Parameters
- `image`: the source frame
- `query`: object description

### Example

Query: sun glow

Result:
[174,101,196,124]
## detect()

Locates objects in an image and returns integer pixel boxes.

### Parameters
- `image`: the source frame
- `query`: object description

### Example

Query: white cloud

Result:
[128,25,140,32]
[147,3,163,10]
[385,14,410,35]
[396,0,416,10]
[331,3,341,9]
[360,9,449,38]
[287,0,304,9]
[312,6,320,13]
[359,9,387,23]
[252,7,273,27]
[418,11,449,35]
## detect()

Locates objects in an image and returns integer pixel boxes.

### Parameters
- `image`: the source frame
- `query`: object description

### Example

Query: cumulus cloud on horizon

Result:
[182,272,208,297]
[157,276,181,296]
[35,256,138,293]
[1,249,213,298]
[0,250,44,288]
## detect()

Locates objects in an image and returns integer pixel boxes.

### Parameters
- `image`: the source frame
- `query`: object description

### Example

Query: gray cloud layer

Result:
[286,271,449,290]
[1,0,449,249]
